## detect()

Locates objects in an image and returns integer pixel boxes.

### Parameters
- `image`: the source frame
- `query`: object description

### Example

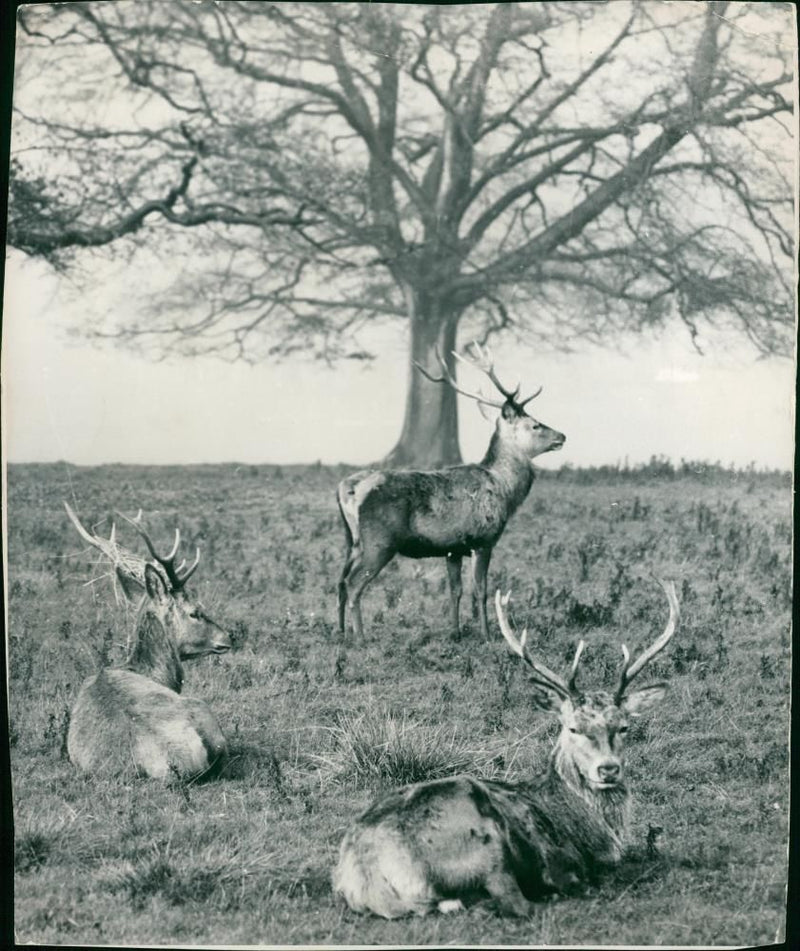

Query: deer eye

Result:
[617,726,628,735]
[568,727,579,734]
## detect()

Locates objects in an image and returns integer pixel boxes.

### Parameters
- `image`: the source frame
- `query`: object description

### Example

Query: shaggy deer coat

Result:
[333,582,679,918]
[338,348,565,639]
[67,563,230,779]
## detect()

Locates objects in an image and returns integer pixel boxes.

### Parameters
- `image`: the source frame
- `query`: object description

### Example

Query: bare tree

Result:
[8,1,794,464]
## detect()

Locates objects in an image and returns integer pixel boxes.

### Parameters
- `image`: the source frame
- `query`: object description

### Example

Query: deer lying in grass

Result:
[337,344,565,640]
[332,579,679,918]
[66,507,231,780]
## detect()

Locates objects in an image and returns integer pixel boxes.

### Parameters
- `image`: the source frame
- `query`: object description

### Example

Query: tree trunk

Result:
[383,293,463,467]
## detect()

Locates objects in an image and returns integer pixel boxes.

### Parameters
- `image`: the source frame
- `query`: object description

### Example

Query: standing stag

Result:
[65,506,231,780]
[337,344,565,639]
[332,579,679,918]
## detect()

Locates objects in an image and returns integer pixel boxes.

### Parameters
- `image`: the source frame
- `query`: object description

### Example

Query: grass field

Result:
[7,460,791,946]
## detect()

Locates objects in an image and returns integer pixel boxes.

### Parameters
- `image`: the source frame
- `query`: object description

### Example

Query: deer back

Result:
[67,667,227,779]
[339,464,533,558]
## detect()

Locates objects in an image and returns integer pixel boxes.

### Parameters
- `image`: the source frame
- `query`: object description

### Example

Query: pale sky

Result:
[4,2,795,473]
[2,250,795,471]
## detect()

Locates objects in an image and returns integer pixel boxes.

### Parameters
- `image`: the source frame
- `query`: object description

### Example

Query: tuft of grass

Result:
[100,842,277,911]
[14,810,100,875]
[15,832,52,875]
[316,710,503,789]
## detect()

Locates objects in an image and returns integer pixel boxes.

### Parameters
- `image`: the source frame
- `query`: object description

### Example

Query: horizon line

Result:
[3,457,792,475]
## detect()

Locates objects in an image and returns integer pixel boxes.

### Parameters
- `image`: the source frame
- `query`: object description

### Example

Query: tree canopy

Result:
[8,1,795,463]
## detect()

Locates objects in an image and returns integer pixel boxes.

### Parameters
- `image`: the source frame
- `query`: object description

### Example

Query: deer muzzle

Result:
[594,759,622,788]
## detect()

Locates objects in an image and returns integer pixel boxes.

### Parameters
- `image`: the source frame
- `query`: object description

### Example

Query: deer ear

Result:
[620,683,668,716]
[501,401,518,421]
[144,563,169,602]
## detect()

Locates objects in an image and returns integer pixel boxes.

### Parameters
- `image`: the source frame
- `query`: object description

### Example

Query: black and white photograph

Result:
[2,1,795,946]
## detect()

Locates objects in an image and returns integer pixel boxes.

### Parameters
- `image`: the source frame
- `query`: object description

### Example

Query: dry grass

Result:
[6,460,791,946]
[314,708,509,788]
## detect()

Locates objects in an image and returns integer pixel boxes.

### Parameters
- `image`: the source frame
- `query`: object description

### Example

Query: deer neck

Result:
[481,433,535,512]
[127,610,185,693]
[550,746,630,845]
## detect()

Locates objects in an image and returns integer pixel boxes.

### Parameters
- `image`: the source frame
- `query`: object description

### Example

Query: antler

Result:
[414,341,543,412]
[117,510,200,590]
[64,501,119,560]
[414,347,507,410]
[495,590,584,701]
[567,640,585,694]
[458,342,543,408]
[64,501,148,600]
[615,579,680,701]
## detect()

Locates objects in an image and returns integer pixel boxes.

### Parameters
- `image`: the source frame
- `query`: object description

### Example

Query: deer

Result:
[337,343,565,640]
[65,505,232,780]
[332,579,679,918]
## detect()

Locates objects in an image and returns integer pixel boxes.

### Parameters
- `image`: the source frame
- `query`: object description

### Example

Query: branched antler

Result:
[64,501,147,601]
[415,341,543,411]
[117,510,201,591]
[64,502,203,600]
[497,581,679,704]
[414,346,507,409]
[615,579,680,701]
[495,590,585,700]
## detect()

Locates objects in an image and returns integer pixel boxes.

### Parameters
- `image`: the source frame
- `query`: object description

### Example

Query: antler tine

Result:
[616,579,680,699]
[118,510,162,563]
[179,548,201,585]
[461,341,521,404]
[165,528,181,563]
[415,347,506,409]
[517,386,544,408]
[567,640,586,694]
[117,510,192,590]
[487,367,520,403]
[64,501,104,548]
[494,590,572,700]
[413,346,451,386]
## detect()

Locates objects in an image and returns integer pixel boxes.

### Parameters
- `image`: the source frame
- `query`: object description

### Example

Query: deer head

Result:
[495,580,679,791]
[120,511,231,659]
[140,562,231,661]
[65,502,231,657]
[415,342,565,459]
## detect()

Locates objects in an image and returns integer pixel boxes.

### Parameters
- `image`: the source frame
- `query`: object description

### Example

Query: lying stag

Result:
[337,344,565,639]
[332,579,679,918]
[66,507,231,780]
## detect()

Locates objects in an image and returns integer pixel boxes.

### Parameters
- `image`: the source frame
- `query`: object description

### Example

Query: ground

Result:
[7,460,791,946]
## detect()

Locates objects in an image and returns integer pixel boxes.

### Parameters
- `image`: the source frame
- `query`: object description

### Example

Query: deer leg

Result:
[345,547,393,639]
[484,868,532,917]
[445,553,463,639]
[337,544,356,634]
[472,547,493,640]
